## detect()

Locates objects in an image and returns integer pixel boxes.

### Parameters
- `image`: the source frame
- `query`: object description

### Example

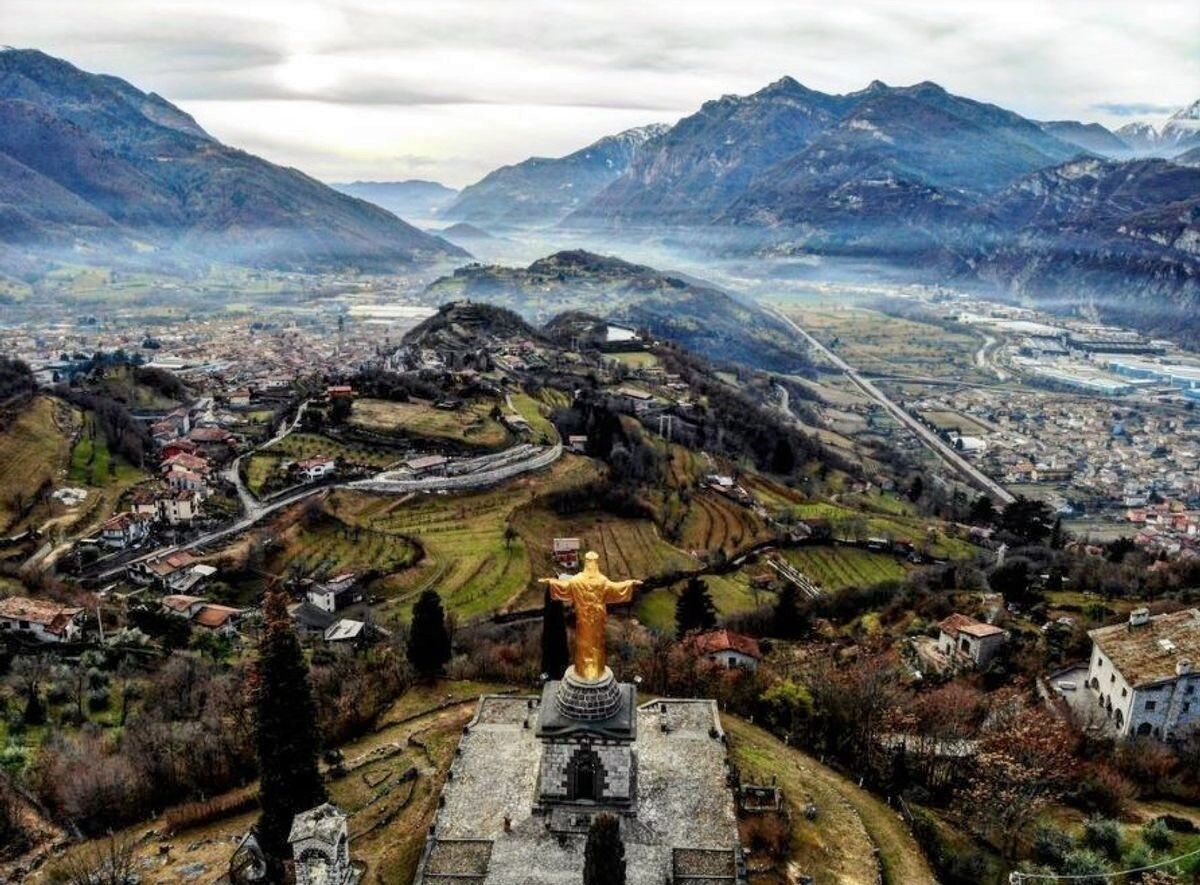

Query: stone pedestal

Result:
[555,666,622,721]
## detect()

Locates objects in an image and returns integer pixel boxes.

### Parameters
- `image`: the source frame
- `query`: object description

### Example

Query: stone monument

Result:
[289,803,360,885]
[413,551,747,884]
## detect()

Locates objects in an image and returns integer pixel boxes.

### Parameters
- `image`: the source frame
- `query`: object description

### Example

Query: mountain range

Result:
[442,124,669,228]
[0,49,466,276]
[329,179,459,222]
[442,78,1198,340]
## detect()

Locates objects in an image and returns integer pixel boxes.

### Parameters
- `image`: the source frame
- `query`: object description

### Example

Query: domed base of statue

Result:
[555,666,622,721]
[536,667,637,740]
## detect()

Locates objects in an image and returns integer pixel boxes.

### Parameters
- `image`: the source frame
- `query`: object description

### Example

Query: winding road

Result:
[768,307,1015,504]
[92,404,561,581]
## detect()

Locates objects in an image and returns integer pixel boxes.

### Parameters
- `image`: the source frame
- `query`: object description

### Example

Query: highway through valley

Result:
[767,307,1015,505]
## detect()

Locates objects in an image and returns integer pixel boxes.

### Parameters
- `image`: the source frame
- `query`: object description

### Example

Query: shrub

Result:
[86,688,110,713]
[1060,848,1110,884]
[1074,763,1137,816]
[1082,817,1123,860]
[1142,817,1173,851]
[1032,825,1075,868]
[1155,814,1197,834]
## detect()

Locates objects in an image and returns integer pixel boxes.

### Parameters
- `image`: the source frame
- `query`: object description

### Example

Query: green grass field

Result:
[508,391,559,443]
[68,419,142,487]
[0,396,77,529]
[350,398,510,449]
[608,351,660,369]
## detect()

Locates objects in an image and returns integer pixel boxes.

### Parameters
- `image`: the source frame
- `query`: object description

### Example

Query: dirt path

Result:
[723,716,937,885]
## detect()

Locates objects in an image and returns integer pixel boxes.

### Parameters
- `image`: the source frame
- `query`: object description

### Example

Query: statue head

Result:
[583,550,600,572]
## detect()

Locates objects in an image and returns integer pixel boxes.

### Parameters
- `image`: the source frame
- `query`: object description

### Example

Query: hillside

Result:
[329,179,459,221]
[421,250,815,372]
[971,157,1200,345]
[444,124,668,228]
[0,49,467,274]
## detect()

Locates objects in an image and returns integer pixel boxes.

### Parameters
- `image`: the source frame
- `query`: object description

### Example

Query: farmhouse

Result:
[0,596,85,643]
[192,603,244,636]
[99,511,152,548]
[162,595,244,635]
[294,457,336,482]
[937,613,1007,668]
[1085,608,1200,740]
[129,550,199,587]
[306,573,361,613]
[688,629,763,671]
[552,537,582,570]
[161,594,206,619]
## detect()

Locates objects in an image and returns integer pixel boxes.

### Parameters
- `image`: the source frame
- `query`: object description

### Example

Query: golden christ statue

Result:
[540,551,641,681]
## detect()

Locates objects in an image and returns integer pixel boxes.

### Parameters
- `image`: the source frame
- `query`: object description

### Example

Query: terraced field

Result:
[783,546,909,591]
[329,455,602,619]
[350,398,510,450]
[785,502,977,559]
[677,490,772,558]
[266,516,420,580]
[515,506,700,609]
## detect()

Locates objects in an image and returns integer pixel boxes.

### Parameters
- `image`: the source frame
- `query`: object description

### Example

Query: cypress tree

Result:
[407,589,452,678]
[772,582,809,639]
[540,585,569,679]
[255,591,326,861]
[675,577,717,639]
[583,812,626,885]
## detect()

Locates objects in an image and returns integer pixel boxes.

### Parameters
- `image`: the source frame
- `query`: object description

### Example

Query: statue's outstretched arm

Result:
[604,579,642,605]
[539,577,573,602]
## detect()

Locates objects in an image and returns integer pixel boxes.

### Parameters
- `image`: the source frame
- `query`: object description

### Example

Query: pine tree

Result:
[969,495,997,526]
[675,577,717,639]
[583,812,626,885]
[255,591,326,861]
[540,585,570,679]
[407,589,452,678]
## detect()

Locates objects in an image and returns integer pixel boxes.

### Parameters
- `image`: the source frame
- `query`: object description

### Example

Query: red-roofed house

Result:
[937,613,1007,667]
[0,596,85,643]
[99,511,152,548]
[688,629,763,671]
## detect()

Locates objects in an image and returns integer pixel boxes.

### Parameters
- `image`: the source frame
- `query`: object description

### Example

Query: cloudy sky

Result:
[5,0,1198,186]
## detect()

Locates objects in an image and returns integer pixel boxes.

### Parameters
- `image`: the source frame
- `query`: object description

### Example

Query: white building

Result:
[98,511,152,548]
[1086,608,1200,741]
[0,597,85,643]
[295,457,337,482]
[688,629,763,671]
[307,573,360,614]
[937,613,1007,668]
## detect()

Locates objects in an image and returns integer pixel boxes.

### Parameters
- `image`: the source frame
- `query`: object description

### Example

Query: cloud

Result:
[1091,102,1185,117]
[3,0,1198,185]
